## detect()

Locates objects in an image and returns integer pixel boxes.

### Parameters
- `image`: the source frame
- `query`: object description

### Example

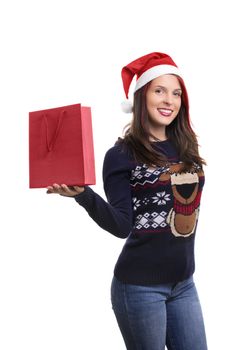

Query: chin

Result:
[149,113,177,127]
[155,118,175,126]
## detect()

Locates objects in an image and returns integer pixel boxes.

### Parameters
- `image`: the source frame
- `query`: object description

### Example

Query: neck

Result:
[149,133,168,142]
[149,126,167,142]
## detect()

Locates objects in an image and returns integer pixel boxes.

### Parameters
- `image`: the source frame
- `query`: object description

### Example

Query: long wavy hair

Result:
[117,77,206,171]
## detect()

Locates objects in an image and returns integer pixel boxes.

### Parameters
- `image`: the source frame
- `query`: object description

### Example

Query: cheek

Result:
[146,101,157,117]
[176,98,182,110]
[146,93,159,110]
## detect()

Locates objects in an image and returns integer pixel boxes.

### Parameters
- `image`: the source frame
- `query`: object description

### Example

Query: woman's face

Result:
[145,74,182,130]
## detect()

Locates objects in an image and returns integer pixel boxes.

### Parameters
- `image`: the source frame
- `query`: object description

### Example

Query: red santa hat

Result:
[121,52,189,120]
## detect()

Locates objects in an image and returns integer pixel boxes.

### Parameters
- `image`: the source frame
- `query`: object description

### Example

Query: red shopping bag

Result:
[29,103,96,188]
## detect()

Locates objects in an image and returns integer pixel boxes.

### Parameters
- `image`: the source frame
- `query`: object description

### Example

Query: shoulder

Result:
[104,142,133,164]
[103,142,135,177]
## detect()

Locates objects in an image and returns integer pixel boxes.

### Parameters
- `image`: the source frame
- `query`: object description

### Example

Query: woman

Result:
[47,52,208,349]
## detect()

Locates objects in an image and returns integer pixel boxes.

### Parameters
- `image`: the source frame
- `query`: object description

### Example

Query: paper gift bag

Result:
[29,103,96,188]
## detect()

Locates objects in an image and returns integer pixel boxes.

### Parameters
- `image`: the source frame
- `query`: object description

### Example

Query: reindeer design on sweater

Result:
[159,163,204,237]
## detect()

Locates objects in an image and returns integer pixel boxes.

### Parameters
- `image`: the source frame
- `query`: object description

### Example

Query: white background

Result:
[0,0,232,349]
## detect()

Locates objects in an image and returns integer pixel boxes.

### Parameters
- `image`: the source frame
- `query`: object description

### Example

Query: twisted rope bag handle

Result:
[43,110,66,152]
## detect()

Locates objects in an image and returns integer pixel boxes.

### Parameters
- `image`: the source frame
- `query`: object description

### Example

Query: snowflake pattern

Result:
[152,191,171,205]
[132,191,171,211]
[142,197,150,205]
[132,197,141,211]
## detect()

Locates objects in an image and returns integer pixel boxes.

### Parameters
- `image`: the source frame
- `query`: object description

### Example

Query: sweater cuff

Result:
[73,186,93,204]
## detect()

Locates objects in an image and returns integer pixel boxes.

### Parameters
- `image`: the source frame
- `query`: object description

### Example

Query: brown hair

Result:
[117,78,206,171]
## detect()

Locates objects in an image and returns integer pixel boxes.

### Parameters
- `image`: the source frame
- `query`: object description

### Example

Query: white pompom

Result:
[121,100,133,113]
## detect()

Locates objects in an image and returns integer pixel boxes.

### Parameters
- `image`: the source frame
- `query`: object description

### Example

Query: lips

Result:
[157,108,173,116]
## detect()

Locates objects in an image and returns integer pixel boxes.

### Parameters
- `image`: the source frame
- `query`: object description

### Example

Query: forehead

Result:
[149,74,181,89]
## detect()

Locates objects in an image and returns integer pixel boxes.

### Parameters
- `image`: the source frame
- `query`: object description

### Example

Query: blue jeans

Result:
[111,275,208,350]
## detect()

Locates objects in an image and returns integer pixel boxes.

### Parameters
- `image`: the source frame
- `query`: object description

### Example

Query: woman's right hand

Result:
[46,183,85,197]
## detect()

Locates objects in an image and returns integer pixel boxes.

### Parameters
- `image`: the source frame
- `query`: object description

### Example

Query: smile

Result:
[157,108,173,116]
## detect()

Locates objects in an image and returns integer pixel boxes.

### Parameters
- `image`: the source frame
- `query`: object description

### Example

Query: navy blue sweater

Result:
[75,139,205,285]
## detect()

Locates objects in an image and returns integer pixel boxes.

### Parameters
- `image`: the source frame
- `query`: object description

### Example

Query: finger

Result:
[52,184,62,193]
[53,183,60,189]
[73,186,84,194]
[68,185,81,193]
[61,184,80,196]
[46,186,56,194]
[61,184,72,194]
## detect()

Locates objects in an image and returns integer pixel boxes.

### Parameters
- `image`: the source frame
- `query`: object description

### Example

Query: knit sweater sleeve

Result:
[74,144,133,238]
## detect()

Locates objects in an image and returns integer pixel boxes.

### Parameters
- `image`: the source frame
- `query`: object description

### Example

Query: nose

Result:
[163,92,174,106]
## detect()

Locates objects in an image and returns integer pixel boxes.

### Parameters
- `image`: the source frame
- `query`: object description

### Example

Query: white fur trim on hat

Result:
[121,100,133,113]
[134,64,181,92]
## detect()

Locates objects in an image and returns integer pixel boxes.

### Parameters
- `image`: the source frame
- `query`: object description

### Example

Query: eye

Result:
[155,88,163,94]
[174,91,182,97]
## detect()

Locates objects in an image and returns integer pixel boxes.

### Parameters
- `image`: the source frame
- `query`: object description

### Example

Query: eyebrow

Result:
[154,85,182,91]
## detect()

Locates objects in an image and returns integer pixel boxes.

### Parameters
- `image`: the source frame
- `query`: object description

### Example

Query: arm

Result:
[74,145,133,238]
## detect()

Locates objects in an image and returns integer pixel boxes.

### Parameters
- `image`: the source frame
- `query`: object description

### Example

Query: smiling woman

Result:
[47,52,208,350]
[117,61,206,172]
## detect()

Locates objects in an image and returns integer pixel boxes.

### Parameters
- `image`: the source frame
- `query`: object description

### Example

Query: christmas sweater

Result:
[74,139,205,285]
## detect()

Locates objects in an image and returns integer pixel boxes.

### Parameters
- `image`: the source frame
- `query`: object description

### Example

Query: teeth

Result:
[158,109,172,113]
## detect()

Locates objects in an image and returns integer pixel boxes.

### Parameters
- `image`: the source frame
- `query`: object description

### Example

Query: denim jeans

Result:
[111,275,208,350]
